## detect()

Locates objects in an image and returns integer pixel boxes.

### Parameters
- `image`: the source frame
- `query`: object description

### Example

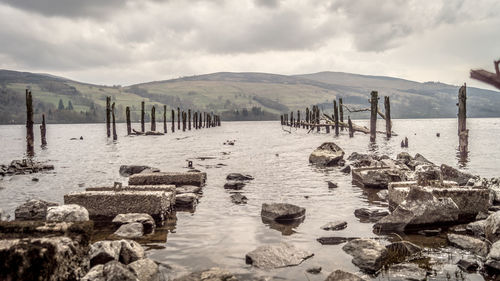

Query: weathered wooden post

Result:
[26,90,34,155]
[348,116,354,137]
[106,96,111,137]
[384,96,391,138]
[290,111,293,127]
[316,106,320,132]
[171,110,175,133]
[188,109,191,130]
[112,102,117,140]
[305,108,309,129]
[194,112,198,129]
[126,106,131,135]
[40,113,47,146]
[141,101,145,133]
[182,111,186,131]
[177,107,180,130]
[163,105,167,133]
[280,115,283,125]
[458,84,468,154]
[339,98,344,131]
[325,123,330,133]
[297,110,300,127]
[151,106,156,131]
[333,100,339,136]
[369,91,378,142]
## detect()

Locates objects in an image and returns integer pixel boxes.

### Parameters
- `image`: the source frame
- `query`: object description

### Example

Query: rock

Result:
[321,221,347,231]
[120,239,145,264]
[374,186,460,232]
[145,131,164,136]
[415,165,441,186]
[114,223,144,239]
[340,165,351,174]
[1,159,54,176]
[129,172,206,187]
[309,142,345,166]
[119,165,159,177]
[440,164,476,186]
[261,203,305,222]
[245,242,313,269]
[352,167,407,189]
[447,234,488,256]
[486,241,500,271]
[342,238,387,273]
[457,258,479,272]
[386,263,427,281]
[224,181,246,190]
[306,266,322,274]
[317,237,357,245]
[176,185,202,194]
[0,208,10,221]
[174,267,238,281]
[485,211,500,243]
[89,240,122,267]
[377,190,389,201]
[128,258,160,281]
[82,261,139,281]
[226,173,254,181]
[476,211,489,220]
[14,199,58,221]
[385,241,422,263]
[230,193,248,204]
[175,193,198,208]
[324,270,366,281]
[46,204,89,222]
[414,153,433,165]
[112,213,155,235]
[327,181,338,188]
[32,177,39,182]
[466,220,486,238]
[396,152,412,164]
[354,208,389,222]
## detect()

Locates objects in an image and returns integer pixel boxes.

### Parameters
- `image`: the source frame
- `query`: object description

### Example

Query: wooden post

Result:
[280,115,283,125]
[339,98,344,131]
[348,116,354,137]
[384,96,391,138]
[316,106,320,132]
[325,123,330,133]
[305,108,309,129]
[297,110,300,128]
[112,102,117,141]
[141,101,145,133]
[177,107,180,130]
[333,100,339,136]
[370,91,378,142]
[458,84,467,135]
[194,112,198,129]
[40,113,47,146]
[26,89,34,155]
[106,96,111,137]
[182,111,186,131]
[188,109,191,130]
[171,110,175,132]
[163,105,167,133]
[126,107,131,135]
[290,111,293,127]
[151,106,156,131]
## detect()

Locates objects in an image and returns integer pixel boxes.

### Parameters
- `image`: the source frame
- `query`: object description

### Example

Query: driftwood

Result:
[342,104,387,120]
[470,60,500,90]
[320,114,397,136]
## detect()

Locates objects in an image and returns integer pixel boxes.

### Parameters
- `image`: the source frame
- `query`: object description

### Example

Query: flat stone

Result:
[457,258,479,272]
[112,213,155,235]
[119,165,159,177]
[354,208,389,222]
[14,199,58,221]
[145,131,164,136]
[327,181,338,188]
[224,181,246,190]
[114,222,144,238]
[324,270,366,281]
[173,267,238,281]
[176,185,202,194]
[245,242,313,269]
[86,184,175,193]
[175,193,198,208]
[447,233,489,256]
[309,142,345,166]
[321,221,347,231]
[386,263,427,281]
[306,266,322,274]
[226,173,254,181]
[342,238,387,273]
[46,204,89,222]
[128,258,160,281]
[230,193,248,204]
[129,172,206,187]
[261,203,305,222]
[440,164,476,186]
[317,237,357,245]
[352,167,407,189]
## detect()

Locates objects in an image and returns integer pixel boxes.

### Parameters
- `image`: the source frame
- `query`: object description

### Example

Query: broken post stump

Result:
[112,102,117,141]
[316,106,320,132]
[177,107,180,130]
[305,108,309,129]
[40,113,47,146]
[141,101,145,133]
[182,111,186,132]
[126,106,131,135]
[334,99,339,136]
[339,98,344,131]
[171,110,175,133]
[151,106,156,131]
[458,84,466,135]
[26,89,34,156]
[348,116,354,137]
[188,109,191,130]
[163,105,167,134]
[384,96,391,138]
[106,96,111,137]
[370,91,378,142]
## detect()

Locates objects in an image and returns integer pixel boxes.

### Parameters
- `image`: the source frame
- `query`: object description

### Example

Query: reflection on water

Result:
[1,119,500,280]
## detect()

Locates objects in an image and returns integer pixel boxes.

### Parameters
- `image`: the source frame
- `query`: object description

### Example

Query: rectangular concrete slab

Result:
[86,184,176,193]
[129,172,206,187]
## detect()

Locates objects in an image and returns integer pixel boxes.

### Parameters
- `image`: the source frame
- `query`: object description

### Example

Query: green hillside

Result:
[1,69,499,124]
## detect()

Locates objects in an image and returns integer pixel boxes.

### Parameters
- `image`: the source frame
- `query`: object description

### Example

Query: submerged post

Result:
[26,90,34,155]
[171,110,175,133]
[112,102,117,140]
[348,116,354,137]
[163,105,167,133]
[151,106,156,131]
[370,91,378,142]
[40,113,47,146]
[141,101,145,133]
[384,96,391,138]
[339,98,344,131]
[126,106,131,135]
[333,100,339,136]
[106,96,111,137]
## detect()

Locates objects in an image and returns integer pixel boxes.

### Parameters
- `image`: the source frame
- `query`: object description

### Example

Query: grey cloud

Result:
[254,0,280,8]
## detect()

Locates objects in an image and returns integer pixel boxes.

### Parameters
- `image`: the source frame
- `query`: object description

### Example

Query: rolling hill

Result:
[1,69,499,124]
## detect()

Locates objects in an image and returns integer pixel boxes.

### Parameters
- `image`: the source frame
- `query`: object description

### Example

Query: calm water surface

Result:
[0,119,499,280]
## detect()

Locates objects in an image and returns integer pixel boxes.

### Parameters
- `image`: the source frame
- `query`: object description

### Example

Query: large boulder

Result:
[46,204,89,222]
[324,270,366,281]
[245,242,313,269]
[447,234,488,256]
[485,211,500,243]
[352,167,407,189]
[309,142,345,166]
[112,213,155,234]
[261,203,305,223]
[82,261,139,281]
[119,165,159,177]
[374,186,460,232]
[173,267,238,281]
[342,238,387,273]
[128,258,161,281]
[114,223,144,239]
[119,240,145,265]
[89,239,144,267]
[14,199,58,221]
[440,164,476,186]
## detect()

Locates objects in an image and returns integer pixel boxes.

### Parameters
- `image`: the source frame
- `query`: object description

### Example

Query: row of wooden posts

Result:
[105,97,221,140]
[280,92,392,141]
[25,90,47,156]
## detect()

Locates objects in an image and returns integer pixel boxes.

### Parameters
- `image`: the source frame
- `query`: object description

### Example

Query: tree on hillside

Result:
[58,99,64,110]
[67,100,74,110]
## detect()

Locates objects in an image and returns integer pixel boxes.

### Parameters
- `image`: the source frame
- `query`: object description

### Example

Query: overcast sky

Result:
[0,0,499,88]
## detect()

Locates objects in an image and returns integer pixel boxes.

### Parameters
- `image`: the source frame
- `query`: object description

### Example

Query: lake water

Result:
[0,119,499,280]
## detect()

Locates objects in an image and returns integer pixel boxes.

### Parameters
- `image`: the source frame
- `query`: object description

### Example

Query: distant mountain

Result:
[1,69,499,124]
